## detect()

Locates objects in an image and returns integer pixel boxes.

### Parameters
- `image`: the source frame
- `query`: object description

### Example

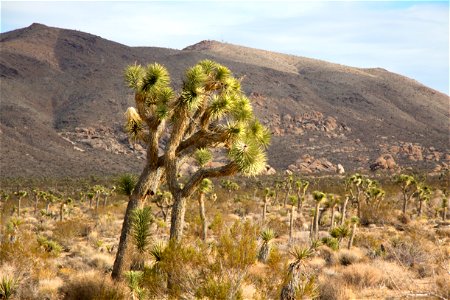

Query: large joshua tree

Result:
[112,60,270,279]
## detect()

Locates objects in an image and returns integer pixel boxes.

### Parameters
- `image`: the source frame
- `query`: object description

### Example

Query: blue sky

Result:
[1,1,449,95]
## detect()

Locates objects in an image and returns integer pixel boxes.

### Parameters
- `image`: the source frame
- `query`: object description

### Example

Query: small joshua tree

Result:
[347,216,359,249]
[394,174,417,215]
[13,190,27,217]
[262,187,275,223]
[258,228,275,263]
[152,191,173,222]
[327,194,339,229]
[295,179,309,214]
[312,191,326,239]
[330,224,350,249]
[442,194,448,221]
[280,246,314,300]
[288,195,298,242]
[415,183,431,217]
[283,175,294,208]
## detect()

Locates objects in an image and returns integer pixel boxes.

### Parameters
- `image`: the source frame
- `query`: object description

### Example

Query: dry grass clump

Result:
[341,263,383,290]
[434,273,450,299]
[337,249,364,266]
[374,259,415,290]
[52,217,93,243]
[87,253,114,271]
[317,245,338,266]
[59,271,126,300]
[318,275,354,300]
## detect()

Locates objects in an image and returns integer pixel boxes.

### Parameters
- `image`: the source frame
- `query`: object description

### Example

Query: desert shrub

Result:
[434,273,450,300]
[37,235,63,256]
[386,236,430,273]
[251,246,286,299]
[209,213,225,237]
[360,200,396,226]
[374,260,415,290]
[318,276,354,300]
[321,236,339,251]
[59,272,126,300]
[53,217,93,244]
[341,263,383,289]
[353,231,386,259]
[196,279,242,300]
[318,245,338,266]
[266,217,288,237]
[338,249,362,266]
[397,213,411,224]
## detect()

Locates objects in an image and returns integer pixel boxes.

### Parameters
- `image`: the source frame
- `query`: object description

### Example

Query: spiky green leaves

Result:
[199,178,213,194]
[141,63,170,92]
[260,228,275,243]
[312,191,326,203]
[194,148,213,168]
[116,173,137,196]
[125,64,144,90]
[131,207,153,253]
[228,140,267,176]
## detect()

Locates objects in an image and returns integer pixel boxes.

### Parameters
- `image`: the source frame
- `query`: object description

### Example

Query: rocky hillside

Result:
[1,23,448,178]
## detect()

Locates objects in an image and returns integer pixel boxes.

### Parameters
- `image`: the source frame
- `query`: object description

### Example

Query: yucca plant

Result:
[0,275,18,300]
[131,207,153,254]
[113,60,270,279]
[149,241,165,273]
[117,173,138,196]
[280,246,314,300]
[258,228,275,263]
[125,270,147,300]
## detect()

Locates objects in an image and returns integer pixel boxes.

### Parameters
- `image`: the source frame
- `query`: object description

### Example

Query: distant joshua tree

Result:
[394,174,417,215]
[311,191,326,239]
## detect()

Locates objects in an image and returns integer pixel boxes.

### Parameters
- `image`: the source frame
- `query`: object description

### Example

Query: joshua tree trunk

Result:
[258,242,270,263]
[330,205,336,229]
[402,193,408,215]
[341,196,349,225]
[283,185,292,208]
[169,192,187,242]
[348,222,357,249]
[112,166,161,280]
[103,195,108,207]
[289,206,295,242]
[280,264,300,300]
[418,200,423,217]
[313,202,320,238]
[262,196,268,223]
[95,194,100,211]
[34,195,39,215]
[17,198,21,217]
[89,197,93,208]
[59,203,64,222]
[46,202,50,214]
[198,193,207,241]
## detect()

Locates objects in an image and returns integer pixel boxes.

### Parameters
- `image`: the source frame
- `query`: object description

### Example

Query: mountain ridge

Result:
[1,23,448,178]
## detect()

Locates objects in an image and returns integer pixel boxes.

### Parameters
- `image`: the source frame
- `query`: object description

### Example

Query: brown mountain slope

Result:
[1,24,448,178]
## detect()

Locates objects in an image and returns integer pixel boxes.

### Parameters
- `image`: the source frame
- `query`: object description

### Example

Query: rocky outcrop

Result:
[288,154,339,174]
[370,154,397,171]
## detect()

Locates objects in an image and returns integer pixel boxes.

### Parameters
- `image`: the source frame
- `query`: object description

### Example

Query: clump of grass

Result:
[37,236,63,256]
[59,271,126,300]
[338,249,362,266]
[318,275,354,300]
[341,263,383,289]
[0,275,19,300]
